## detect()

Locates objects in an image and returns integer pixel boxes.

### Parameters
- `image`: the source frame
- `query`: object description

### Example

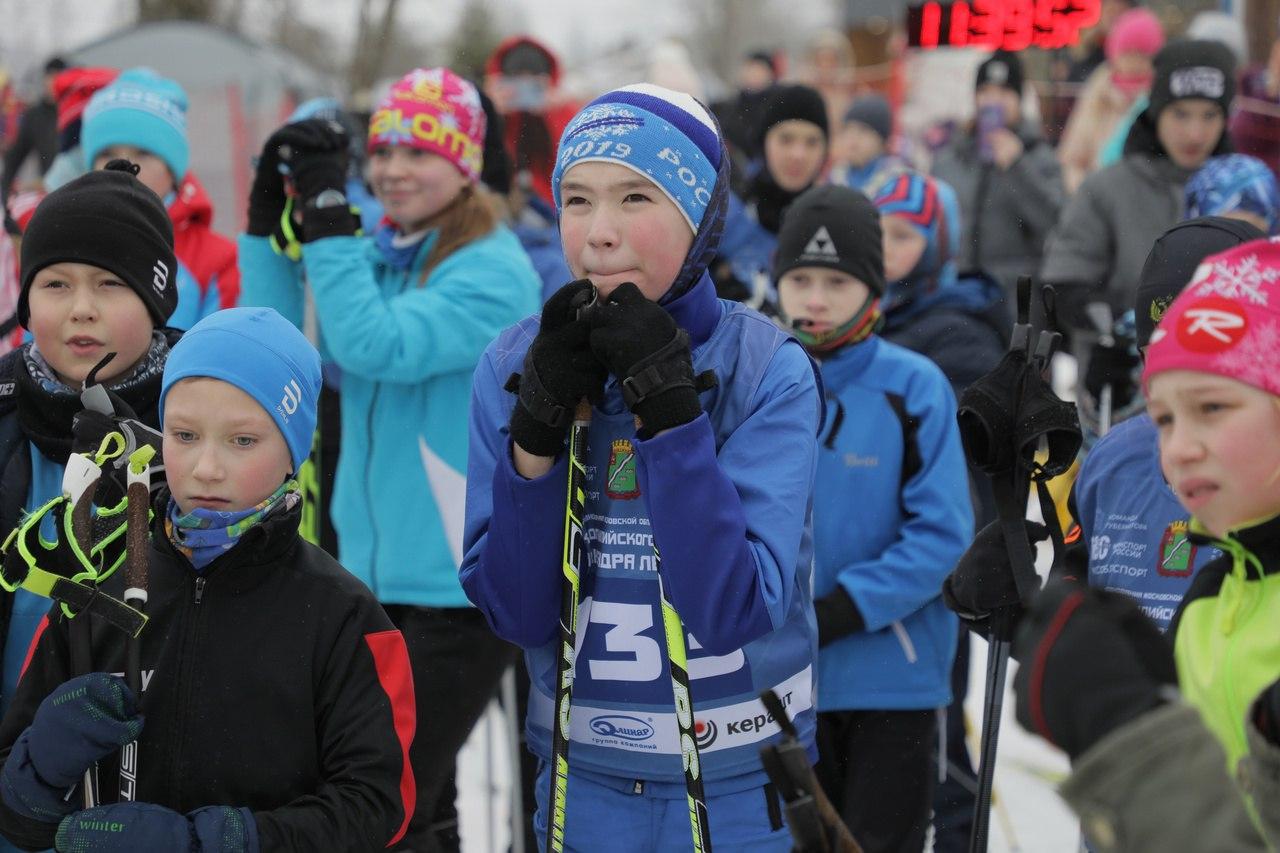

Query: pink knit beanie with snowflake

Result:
[1143,237,1280,396]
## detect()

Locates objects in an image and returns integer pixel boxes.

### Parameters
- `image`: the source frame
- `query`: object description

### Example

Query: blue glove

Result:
[56,803,258,852]
[1,674,143,822]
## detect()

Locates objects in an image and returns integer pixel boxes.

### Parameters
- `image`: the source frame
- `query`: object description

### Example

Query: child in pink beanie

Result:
[1143,237,1280,782]
[1058,7,1166,191]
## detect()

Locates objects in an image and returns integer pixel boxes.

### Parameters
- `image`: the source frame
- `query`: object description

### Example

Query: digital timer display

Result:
[906,0,1101,51]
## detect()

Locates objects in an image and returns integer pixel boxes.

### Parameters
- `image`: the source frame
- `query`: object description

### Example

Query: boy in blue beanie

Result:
[0,307,416,853]
[462,83,822,851]
[82,68,239,329]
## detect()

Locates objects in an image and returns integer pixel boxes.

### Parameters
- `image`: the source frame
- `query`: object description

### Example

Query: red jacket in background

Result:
[485,35,581,208]
[170,172,239,310]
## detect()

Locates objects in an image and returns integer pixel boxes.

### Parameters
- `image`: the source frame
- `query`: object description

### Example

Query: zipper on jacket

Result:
[169,571,209,806]
[891,621,918,663]
[365,385,380,589]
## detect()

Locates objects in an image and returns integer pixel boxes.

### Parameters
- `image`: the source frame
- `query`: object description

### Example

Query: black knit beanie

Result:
[19,159,177,328]
[1147,40,1236,120]
[757,84,829,148]
[773,184,884,295]
[1134,215,1263,347]
[975,50,1024,95]
[843,94,893,142]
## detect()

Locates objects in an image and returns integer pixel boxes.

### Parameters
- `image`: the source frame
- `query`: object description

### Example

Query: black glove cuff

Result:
[506,365,574,431]
[620,330,695,409]
[300,192,358,241]
[633,387,703,435]
[814,588,865,647]
[508,403,568,459]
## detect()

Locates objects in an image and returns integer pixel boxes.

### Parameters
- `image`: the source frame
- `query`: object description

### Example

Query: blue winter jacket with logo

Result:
[461,276,822,794]
[1073,412,1218,631]
[814,337,971,711]
[238,227,541,607]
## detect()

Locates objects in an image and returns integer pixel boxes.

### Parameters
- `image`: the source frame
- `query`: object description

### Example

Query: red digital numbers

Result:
[908,0,1101,51]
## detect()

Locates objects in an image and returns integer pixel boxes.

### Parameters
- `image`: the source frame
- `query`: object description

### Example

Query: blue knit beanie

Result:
[551,83,730,301]
[82,68,189,181]
[552,83,721,233]
[160,308,321,473]
[1184,154,1280,235]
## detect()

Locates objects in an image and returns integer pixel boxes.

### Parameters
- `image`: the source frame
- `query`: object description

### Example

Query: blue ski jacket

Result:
[239,227,541,608]
[717,192,778,309]
[1073,412,1219,631]
[813,337,971,711]
[461,275,822,794]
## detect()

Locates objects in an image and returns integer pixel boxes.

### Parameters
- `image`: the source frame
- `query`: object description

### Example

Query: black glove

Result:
[1013,580,1176,760]
[587,283,703,434]
[247,126,288,237]
[508,280,608,457]
[1083,338,1140,410]
[813,587,865,647]
[943,519,1049,632]
[274,118,354,242]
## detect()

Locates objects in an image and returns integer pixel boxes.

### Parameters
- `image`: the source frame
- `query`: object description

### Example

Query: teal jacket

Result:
[239,227,541,606]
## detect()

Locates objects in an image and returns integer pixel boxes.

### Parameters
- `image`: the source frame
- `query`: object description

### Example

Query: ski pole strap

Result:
[991,475,1041,618]
[0,529,147,637]
[619,330,719,410]
[270,198,304,261]
[505,363,573,430]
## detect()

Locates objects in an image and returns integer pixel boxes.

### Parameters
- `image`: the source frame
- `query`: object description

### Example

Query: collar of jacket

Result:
[663,271,721,350]
[815,334,878,386]
[374,220,438,273]
[1189,513,1280,578]
[151,486,303,589]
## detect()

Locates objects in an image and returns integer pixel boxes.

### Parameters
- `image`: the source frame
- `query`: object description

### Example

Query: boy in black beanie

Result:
[716,83,830,313]
[775,184,973,852]
[0,160,180,733]
[1041,39,1236,341]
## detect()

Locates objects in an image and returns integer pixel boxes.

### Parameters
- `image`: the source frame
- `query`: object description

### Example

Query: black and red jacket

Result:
[0,494,416,852]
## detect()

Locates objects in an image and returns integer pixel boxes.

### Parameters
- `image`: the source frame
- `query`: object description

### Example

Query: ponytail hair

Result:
[416,183,499,284]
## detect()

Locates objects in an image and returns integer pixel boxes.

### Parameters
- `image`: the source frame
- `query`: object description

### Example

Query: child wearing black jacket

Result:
[0,308,416,852]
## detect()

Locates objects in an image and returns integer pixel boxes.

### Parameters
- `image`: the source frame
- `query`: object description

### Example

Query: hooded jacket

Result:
[0,496,416,853]
[1040,108,1230,334]
[930,121,1064,300]
[461,275,823,793]
[484,36,581,208]
[169,172,238,313]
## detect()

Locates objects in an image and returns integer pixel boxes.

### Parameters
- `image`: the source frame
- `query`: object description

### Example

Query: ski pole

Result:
[656,562,711,852]
[62,445,105,809]
[546,399,590,853]
[1085,302,1115,437]
[758,690,860,852]
[970,277,1037,853]
[118,445,154,802]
